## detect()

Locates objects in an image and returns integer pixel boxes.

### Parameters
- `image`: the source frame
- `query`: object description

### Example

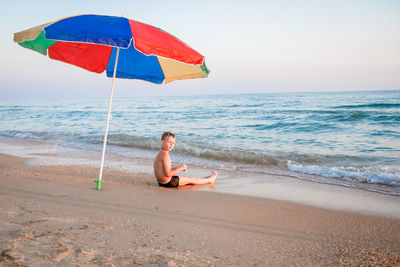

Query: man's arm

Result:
[171,164,187,173]
[162,153,186,177]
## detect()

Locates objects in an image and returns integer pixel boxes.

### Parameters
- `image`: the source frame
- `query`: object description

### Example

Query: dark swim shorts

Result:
[158,176,180,188]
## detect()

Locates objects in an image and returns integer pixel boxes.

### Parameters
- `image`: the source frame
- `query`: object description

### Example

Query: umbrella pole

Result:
[95,47,120,190]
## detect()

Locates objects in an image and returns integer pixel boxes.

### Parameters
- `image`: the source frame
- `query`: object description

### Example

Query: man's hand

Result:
[180,164,187,172]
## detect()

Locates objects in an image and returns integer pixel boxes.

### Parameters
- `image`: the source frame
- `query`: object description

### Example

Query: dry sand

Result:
[1,153,399,266]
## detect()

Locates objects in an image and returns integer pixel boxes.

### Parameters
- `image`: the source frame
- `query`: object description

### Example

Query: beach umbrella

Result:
[13,14,210,190]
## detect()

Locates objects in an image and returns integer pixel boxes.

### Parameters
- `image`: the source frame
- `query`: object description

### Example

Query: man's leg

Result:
[178,170,217,186]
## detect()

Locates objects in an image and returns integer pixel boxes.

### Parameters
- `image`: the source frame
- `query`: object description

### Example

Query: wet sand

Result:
[1,153,399,266]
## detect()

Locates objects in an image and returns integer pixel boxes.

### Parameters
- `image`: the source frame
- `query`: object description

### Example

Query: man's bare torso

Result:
[153,150,171,184]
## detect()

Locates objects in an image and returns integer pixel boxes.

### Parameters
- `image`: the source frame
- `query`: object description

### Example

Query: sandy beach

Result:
[3,0,400,265]
[1,151,399,266]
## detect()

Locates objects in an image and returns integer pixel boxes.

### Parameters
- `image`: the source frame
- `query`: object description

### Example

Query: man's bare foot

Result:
[209,170,217,183]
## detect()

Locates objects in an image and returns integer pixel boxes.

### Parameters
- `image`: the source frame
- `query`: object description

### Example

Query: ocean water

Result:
[1,90,400,194]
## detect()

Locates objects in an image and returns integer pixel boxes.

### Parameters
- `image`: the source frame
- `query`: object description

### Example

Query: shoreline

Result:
[1,136,399,219]
[1,152,400,265]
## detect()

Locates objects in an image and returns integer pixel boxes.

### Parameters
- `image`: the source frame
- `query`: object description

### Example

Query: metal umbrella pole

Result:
[94,47,120,190]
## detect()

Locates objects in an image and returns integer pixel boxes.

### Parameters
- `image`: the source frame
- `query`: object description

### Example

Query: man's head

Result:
[161,131,175,141]
[160,132,175,151]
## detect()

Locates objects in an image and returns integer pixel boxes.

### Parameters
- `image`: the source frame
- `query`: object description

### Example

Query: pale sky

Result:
[1,0,399,99]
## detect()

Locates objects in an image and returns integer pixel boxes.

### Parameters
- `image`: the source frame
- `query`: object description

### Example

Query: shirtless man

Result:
[153,132,217,188]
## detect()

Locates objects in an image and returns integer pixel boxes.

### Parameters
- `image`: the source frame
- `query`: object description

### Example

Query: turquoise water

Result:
[1,90,400,191]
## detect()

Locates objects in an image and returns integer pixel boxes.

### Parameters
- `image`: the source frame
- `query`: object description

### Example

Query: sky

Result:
[1,0,399,99]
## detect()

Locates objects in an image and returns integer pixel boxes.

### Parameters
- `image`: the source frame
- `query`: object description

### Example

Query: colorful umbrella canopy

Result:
[13,14,210,84]
[13,14,210,190]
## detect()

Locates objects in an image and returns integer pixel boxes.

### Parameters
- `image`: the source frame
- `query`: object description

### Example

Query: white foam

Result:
[288,161,400,187]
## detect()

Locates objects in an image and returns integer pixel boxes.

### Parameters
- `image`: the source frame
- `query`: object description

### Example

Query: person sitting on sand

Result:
[154,132,217,188]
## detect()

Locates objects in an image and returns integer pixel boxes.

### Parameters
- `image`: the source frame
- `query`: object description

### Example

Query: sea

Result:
[1,90,400,196]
